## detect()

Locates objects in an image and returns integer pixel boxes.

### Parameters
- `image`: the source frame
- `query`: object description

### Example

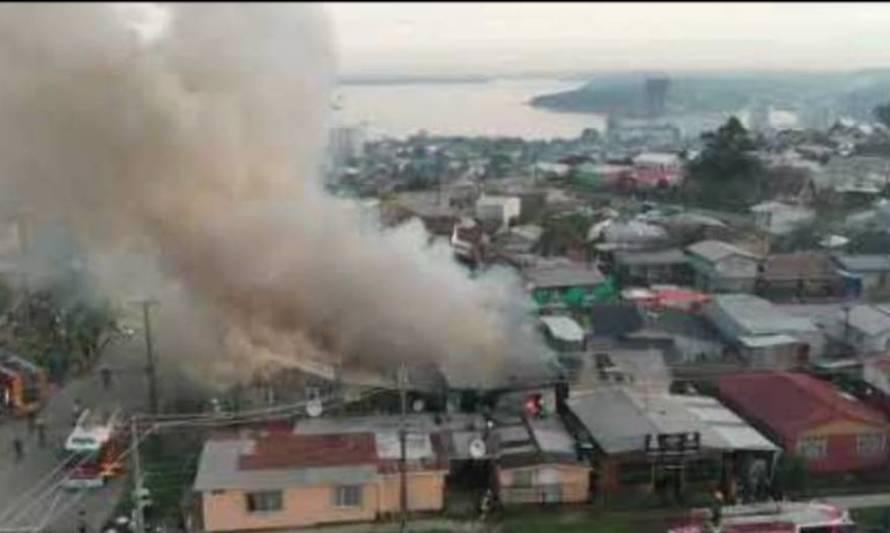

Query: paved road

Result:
[0,333,148,533]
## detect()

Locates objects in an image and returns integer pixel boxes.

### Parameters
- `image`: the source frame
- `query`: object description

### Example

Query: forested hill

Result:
[528,70,890,119]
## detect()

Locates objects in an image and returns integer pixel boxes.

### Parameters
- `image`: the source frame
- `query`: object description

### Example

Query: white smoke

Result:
[0,3,548,389]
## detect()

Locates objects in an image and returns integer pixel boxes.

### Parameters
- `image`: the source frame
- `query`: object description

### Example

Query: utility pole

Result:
[133,299,160,415]
[131,416,146,533]
[398,363,408,532]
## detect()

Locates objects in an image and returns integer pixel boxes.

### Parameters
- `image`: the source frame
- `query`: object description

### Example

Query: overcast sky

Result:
[324,2,890,76]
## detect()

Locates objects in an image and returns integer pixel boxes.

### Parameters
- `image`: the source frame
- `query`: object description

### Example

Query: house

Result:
[704,294,824,368]
[823,304,890,356]
[716,372,890,473]
[755,252,844,301]
[193,430,448,532]
[762,165,818,206]
[562,386,778,502]
[631,152,684,188]
[588,304,646,339]
[750,201,815,236]
[523,262,616,311]
[612,248,691,287]
[383,192,460,237]
[833,255,890,299]
[475,194,521,230]
[573,163,634,190]
[864,356,890,397]
[815,156,890,197]
[494,415,591,505]
[686,240,762,293]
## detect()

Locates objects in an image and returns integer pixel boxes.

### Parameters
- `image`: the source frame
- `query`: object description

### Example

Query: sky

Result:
[324,2,890,77]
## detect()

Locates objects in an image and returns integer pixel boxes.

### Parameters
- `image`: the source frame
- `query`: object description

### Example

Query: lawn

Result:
[498,508,664,533]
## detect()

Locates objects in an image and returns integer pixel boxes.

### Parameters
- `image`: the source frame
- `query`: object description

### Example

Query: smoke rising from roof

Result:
[0,3,547,389]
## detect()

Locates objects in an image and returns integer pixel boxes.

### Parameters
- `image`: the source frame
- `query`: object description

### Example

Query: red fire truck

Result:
[62,408,126,489]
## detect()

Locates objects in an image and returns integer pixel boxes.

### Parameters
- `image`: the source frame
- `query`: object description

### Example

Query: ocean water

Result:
[332,78,607,141]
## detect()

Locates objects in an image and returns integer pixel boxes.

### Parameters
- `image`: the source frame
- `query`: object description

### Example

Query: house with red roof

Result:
[716,372,890,473]
[193,430,448,531]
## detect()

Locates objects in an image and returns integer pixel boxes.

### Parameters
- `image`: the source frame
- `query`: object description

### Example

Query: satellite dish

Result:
[306,399,323,418]
[412,398,425,412]
[469,438,487,459]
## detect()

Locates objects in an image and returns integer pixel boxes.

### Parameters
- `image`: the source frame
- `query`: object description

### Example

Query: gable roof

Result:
[566,387,777,455]
[846,305,890,336]
[834,255,890,273]
[523,263,605,289]
[761,252,841,281]
[716,372,889,442]
[687,240,759,263]
[240,432,377,470]
[710,294,819,336]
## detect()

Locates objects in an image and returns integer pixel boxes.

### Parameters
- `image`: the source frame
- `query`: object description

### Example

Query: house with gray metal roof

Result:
[686,240,762,293]
[833,254,890,299]
[561,386,777,501]
[704,294,825,368]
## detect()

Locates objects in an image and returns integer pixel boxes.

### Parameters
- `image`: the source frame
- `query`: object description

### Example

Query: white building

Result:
[475,194,521,230]
[750,201,815,236]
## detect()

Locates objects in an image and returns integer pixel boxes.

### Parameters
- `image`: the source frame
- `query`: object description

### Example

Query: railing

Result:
[499,482,588,505]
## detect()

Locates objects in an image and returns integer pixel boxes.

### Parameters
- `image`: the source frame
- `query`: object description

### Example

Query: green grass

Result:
[852,507,890,531]
[498,509,646,533]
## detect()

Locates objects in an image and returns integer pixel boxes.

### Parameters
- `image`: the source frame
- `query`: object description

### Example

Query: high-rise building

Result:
[644,77,670,118]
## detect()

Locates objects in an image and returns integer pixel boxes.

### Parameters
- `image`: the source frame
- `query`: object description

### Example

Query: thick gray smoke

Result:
[0,3,548,389]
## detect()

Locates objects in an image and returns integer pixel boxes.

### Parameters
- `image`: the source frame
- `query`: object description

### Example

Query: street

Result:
[0,333,148,533]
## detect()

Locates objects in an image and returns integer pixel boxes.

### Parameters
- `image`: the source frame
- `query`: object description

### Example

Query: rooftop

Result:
[845,305,890,336]
[834,254,890,273]
[539,315,586,343]
[193,435,379,492]
[566,386,778,455]
[613,248,687,266]
[686,240,759,263]
[716,372,889,442]
[710,294,818,336]
[523,263,605,290]
[761,252,840,281]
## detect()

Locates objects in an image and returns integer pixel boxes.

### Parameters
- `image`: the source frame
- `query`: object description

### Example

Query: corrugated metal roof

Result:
[193,439,377,492]
[834,255,890,272]
[847,305,890,336]
[539,315,585,343]
[567,387,777,455]
[687,240,759,263]
[711,294,818,336]
[524,264,605,289]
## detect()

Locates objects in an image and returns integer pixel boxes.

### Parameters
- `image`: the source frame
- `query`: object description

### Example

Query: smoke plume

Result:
[0,3,548,389]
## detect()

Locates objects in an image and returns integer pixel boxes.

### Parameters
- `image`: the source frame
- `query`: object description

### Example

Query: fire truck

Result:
[0,352,49,417]
[62,408,126,489]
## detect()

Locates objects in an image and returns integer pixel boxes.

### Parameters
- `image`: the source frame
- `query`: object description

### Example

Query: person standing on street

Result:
[77,510,87,533]
[72,398,83,426]
[12,436,23,462]
[27,410,36,433]
[100,365,112,391]
[35,416,46,447]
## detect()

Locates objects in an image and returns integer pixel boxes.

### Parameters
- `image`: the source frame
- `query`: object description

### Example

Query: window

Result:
[797,436,828,460]
[512,469,534,487]
[245,491,283,513]
[857,433,886,457]
[333,485,363,507]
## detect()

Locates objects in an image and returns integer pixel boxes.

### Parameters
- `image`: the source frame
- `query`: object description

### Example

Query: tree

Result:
[874,102,890,129]
[685,116,765,210]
